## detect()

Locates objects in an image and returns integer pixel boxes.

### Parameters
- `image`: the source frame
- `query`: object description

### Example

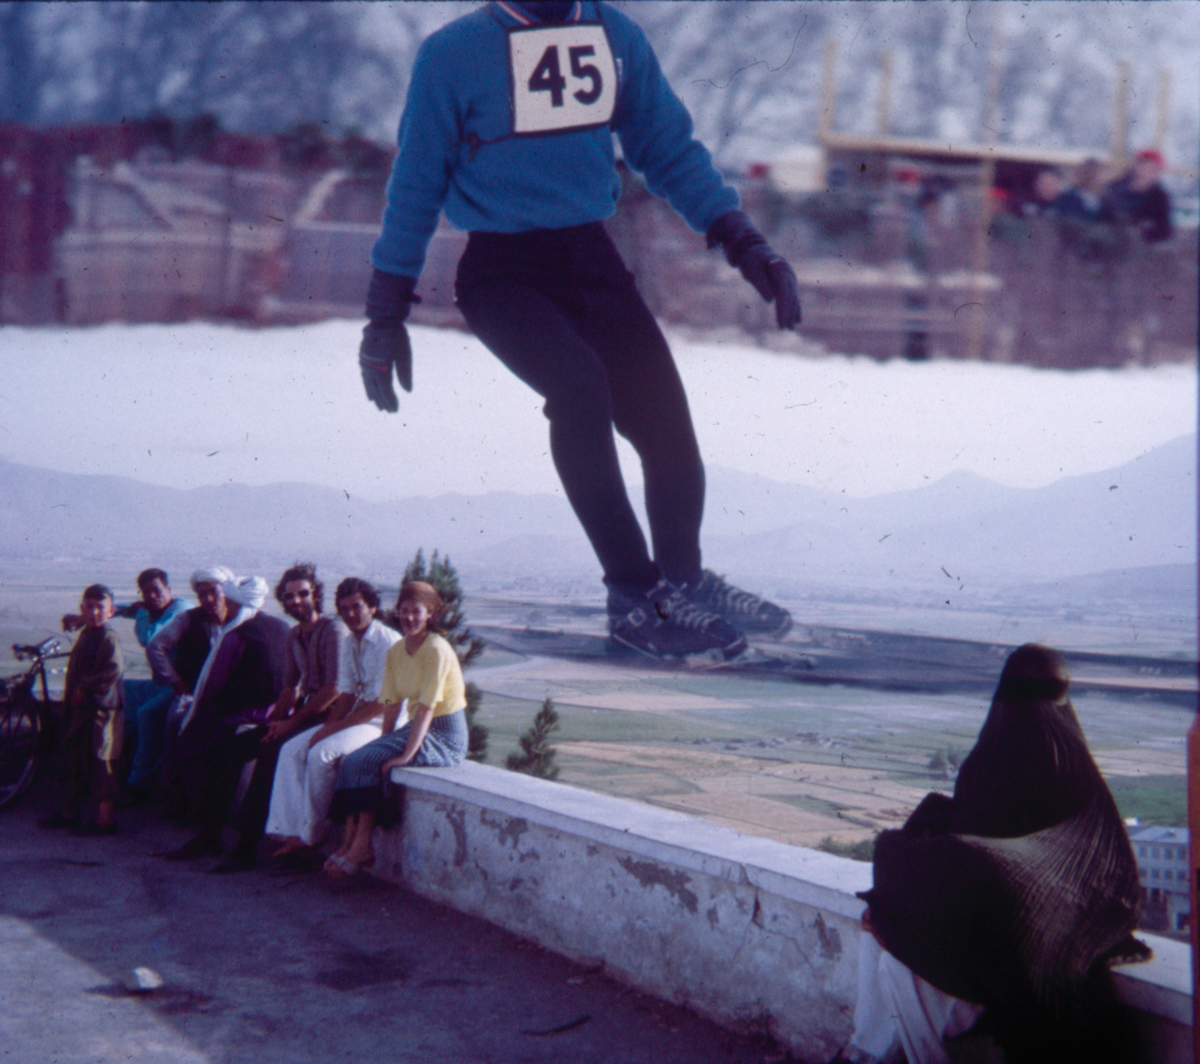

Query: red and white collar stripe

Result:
[495,2,583,26]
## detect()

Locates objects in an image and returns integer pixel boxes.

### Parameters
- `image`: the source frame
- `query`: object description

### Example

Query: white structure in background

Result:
[1129,824,1190,935]
[58,157,290,323]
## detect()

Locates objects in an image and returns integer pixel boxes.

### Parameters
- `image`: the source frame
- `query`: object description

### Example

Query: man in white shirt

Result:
[265,577,401,869]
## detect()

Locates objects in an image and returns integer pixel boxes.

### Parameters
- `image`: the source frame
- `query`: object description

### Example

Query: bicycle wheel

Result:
[0,697,41,809]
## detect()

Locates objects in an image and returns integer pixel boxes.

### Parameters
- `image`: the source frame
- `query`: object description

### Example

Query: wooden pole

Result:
[1113,59,1131,168]
[818,38,837,189]
[1154,70,1171,158]
[876,50,893,137]
[1190,707,1200,1064]
[966,5,1003,362]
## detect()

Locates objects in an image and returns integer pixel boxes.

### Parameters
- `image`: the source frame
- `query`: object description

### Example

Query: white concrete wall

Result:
[373,762,1192,1063]
[1115,933,1193,1064]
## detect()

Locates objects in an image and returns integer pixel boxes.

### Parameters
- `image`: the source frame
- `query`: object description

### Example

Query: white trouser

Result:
[846,934,984,1064]
[266,722,384,846]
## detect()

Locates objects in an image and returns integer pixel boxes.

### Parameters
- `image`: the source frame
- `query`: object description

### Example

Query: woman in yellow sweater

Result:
[324,581,466,876]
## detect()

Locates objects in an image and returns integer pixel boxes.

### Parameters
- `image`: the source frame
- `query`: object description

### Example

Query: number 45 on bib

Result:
[508,23,618,135]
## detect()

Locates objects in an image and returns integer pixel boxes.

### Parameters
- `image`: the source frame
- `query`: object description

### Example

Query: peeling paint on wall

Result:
[437,802,468,868]
[618,857,699,915]
[480,810,530,850]
[812,913,842,960]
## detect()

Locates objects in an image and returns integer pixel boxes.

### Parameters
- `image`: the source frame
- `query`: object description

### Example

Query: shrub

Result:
[506,697,561,780]
[815,835,876,862]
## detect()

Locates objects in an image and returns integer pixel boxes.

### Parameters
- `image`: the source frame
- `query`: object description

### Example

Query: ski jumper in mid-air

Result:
[359,0,802,659]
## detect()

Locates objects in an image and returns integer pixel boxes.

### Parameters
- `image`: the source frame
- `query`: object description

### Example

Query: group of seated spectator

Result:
[43,563,467,878]
[1013,149,1174,245]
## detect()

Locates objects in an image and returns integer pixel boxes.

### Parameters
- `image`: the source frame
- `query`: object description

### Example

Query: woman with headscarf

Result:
[324,581,467,876]
[842,644,1147,1064]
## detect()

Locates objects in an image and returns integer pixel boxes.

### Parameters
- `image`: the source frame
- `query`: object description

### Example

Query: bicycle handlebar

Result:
[12,638,63,661]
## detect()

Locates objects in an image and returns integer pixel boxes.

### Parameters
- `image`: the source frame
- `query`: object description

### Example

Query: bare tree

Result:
[29,2,401,137]
[5,0,1194,176]
[624,1,832,166]
[623,1,1196,172]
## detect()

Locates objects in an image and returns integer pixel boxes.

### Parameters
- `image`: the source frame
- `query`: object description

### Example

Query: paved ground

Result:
[0,779,795,1064]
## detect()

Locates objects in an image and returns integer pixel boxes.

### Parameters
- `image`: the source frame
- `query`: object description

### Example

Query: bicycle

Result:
[0,637,68,809]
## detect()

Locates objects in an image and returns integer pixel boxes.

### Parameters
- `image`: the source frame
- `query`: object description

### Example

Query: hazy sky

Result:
[0,320,1192,504]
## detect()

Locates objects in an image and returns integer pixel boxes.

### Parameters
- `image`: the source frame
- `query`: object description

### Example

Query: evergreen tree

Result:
[506,698,561,780]
[388,548,488,762]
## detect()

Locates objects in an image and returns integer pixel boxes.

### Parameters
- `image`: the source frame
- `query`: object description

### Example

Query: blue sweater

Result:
[372,0,738,279]
[134,597,190,650]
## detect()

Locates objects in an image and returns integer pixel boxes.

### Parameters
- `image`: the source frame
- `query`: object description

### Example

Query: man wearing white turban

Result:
[145,566,238,698]
[144,566,239,813]
[161,570,289,864]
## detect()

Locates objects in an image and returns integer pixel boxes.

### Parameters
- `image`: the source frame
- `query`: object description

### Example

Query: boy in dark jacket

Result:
[39,584,124,836]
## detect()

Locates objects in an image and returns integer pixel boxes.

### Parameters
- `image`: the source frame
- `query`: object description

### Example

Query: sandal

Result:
[324,853,362,878]
[324,852,375,878]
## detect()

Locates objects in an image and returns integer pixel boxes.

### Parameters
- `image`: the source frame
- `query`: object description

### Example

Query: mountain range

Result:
[0,434,1193,613]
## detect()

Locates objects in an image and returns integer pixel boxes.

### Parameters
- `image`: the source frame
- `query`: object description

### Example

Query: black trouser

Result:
[234,702,330,849]
[233,733,285,849]
[455,223,705,591]
[182,726,266,846]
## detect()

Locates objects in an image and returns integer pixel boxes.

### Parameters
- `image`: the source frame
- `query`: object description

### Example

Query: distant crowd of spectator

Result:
[1010,149,1174,245]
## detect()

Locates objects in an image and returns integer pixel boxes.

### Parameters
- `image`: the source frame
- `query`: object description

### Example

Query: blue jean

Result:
[328,712,467,821]
[122,679,175,789]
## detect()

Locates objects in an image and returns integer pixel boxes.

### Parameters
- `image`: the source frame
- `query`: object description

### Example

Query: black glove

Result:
[359,322,412,413]
[359,270,420,413]
[706,210,802,330]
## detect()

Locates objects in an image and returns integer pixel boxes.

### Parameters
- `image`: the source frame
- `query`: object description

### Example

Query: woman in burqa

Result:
[845,643,1148,1064]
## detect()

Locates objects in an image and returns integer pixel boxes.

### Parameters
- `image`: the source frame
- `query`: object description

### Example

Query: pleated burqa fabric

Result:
[859,644,1146,1063]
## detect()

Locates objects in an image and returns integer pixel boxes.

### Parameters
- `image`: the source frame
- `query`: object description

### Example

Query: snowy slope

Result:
[0,321,1192,501]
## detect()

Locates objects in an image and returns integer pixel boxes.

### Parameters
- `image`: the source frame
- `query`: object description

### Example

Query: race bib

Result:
[508,23,617,135]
